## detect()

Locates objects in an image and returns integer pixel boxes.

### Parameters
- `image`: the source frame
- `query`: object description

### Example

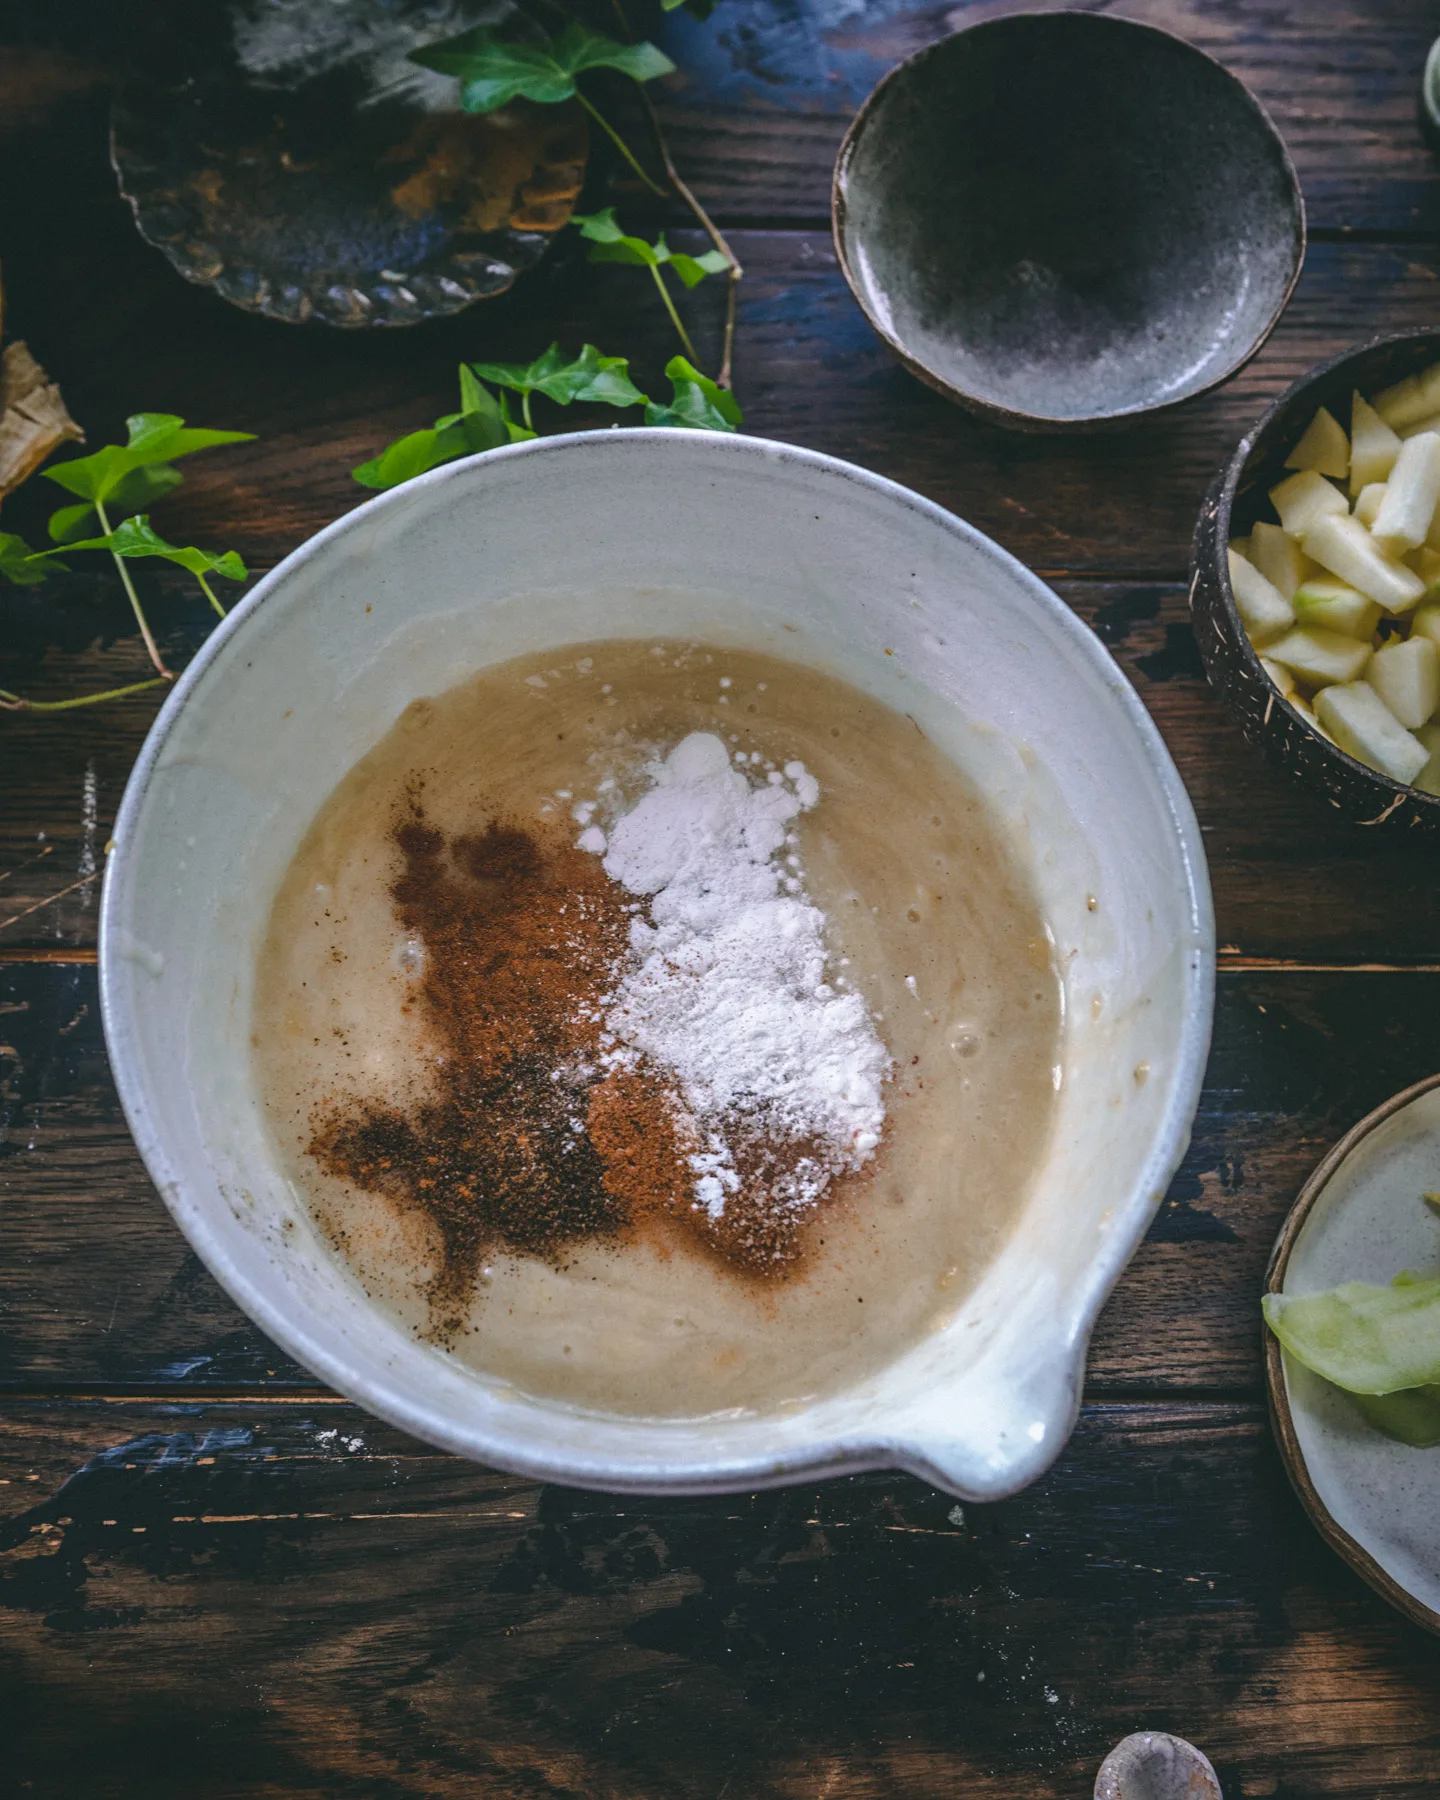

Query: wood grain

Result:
[5,962,1440,1397]
[2,1397,1438,1798]
[4,0,1438,234]
[646,0,1440,233]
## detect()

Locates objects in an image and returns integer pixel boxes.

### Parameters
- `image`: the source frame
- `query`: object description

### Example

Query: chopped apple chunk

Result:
[1369,635,1440,727]
[1228,549,1293,643]
[1270,469,1347,537]
[1353,482,1388,527]
[1374,360,1440,429]
[1415,722,1440,796]
[1260,656,1295,697]
[1314,681,1429,782]
[1285,405,1349,478]
[1302,513,1427,612]
[1264,627,1373,687]
[1292,577,1380,637]
[1409,547,1440,597]
[1250,520,1307,600]
[1372,432,1440,550]
[1411,602,1440,653]
[1350,391,1402,492]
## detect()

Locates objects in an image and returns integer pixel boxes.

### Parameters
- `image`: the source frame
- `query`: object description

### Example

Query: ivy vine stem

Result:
[0,677,168,713]
[647,264,698,359]
[96,499,172,679]
[575,91,668,197]
[196,571,227,619]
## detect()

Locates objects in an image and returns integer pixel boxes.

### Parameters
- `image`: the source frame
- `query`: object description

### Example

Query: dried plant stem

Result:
[600,0,744,387]
[0,677,168,713]
[635,85,743,388]
[0,871,100,932]
[96,500,172,679]
[0,843,55,883]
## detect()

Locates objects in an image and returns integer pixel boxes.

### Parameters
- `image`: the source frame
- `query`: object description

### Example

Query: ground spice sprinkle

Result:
[310,735,890,1338]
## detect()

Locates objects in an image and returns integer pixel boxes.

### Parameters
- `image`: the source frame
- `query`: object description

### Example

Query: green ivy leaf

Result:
[30,515,247,580]
[409,21,674,114]
[42,443,143,506]
[498,392,538,443]
[643,355,743,432]
[352,366,530,491]
[47,463,185,543]
[573,208,728,289]
[120,414,254,464]
[0,531,55,585]
[469,343,646,410]
[43,414,254,507]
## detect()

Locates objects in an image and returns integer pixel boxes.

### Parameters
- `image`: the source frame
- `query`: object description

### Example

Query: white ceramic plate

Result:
[1267,1073,1440,1633]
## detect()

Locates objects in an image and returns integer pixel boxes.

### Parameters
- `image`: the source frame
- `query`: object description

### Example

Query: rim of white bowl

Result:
[99,428,1215,1495]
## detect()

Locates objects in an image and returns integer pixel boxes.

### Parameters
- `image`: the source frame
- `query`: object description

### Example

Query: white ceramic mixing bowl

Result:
[101,429,1212,1500]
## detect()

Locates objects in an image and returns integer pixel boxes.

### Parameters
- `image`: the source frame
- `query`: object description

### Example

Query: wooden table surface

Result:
[4,3,1440,1794]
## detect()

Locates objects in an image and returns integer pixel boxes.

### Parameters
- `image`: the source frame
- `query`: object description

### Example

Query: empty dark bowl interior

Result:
[838,15,1302,422]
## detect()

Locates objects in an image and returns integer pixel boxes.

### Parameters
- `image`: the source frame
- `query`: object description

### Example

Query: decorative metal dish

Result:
[110,0,588,327]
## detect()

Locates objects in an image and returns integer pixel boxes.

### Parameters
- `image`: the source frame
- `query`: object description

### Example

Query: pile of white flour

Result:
[576,732,889,1221]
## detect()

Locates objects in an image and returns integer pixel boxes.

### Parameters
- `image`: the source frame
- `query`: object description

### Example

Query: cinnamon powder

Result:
[310,801,852,1342]
[310,805,684,1337]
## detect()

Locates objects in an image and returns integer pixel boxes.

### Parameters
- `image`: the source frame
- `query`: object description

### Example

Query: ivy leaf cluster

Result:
[574,208,727,289]
[42,413,253,542]
[470,342,646,426]
[22,413,254,674]
[643,355,742,432]
[573,208,727,361]
[352,366,532,490]
[353,347,646,490]
[351,344,743,494]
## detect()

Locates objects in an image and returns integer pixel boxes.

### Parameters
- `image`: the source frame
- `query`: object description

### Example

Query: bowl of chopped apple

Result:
[1192,329,1440,828]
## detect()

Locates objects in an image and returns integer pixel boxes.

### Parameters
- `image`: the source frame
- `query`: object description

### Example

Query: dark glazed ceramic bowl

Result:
[111,0,588,328]
[832,13,1305,431]
[1191,329,1440,833]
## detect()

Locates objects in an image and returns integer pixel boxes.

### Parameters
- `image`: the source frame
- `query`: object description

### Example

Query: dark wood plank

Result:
[6,961,1440,1397]
[9,576,1440,961]
[2,1397,1438,1798]
[4,1,1438,233]
[648,0,1440,233]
